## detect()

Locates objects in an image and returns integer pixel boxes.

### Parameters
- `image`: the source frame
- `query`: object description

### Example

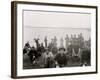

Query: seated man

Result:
[55,48,67,67]
[43,48,55,68]
[28,47,36,64]
[72,44,81,63]
[81,48,91,66]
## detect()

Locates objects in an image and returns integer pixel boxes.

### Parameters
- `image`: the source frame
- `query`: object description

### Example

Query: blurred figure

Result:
[72,38,81,63]
[60,38,64,48]
[78,33,84,49]
[23,46,28,54]
[70,34,74,45]
[55,48,67,67]
[40,43,45,53]
[48,43,52,51]
[28,46,36,63]
[84,37,91,49]
[48,37,58,56]
[37,43,45,58]
[51,46,58,56]
[54,36,57,47]
[25,41,31,48]
[81,48,91,66]
[44,36,48,48]
[65,34,69,50]
[23,41,31,55]
[73,34,77,44]
[67,42,73,57]
[34,38,40,49]
[43,48,55,68]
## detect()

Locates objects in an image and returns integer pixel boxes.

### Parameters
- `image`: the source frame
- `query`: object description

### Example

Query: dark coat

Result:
[55,53,67,66]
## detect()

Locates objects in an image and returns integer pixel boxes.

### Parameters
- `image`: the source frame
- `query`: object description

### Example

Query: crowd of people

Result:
[23,33,91,69]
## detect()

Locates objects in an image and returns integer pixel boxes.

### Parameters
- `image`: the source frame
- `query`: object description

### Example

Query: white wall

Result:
[0,0,99,80]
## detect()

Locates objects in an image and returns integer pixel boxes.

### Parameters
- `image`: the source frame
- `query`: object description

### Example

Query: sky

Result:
[23,10,91,48]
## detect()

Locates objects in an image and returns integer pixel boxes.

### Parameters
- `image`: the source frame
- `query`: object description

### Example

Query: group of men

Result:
[23,33,91,68]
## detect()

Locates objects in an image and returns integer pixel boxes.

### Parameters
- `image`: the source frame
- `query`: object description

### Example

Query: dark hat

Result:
[45,47,49,50]
[59,47,65,51]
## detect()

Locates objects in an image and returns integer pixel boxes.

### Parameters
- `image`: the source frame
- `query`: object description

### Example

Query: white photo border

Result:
[15,2,97,78]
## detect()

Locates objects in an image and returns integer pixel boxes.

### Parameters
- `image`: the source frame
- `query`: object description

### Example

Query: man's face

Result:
[59,49,64,54]
[41,43,43,46]
[46,50,49,54]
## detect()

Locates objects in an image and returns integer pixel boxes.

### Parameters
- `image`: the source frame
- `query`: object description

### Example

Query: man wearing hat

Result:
[55,47,67,67]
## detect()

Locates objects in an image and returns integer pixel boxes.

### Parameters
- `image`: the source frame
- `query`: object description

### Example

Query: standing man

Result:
[65,34,69,50]
[78,33,84,49]
[60,38,64,48]
[34,38,40,49]
[44,36,48,48]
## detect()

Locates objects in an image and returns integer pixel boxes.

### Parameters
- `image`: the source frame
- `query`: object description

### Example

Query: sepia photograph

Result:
[23,10,91,69]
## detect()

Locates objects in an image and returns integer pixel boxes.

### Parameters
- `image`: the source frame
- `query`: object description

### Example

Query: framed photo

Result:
[11,1,98,78]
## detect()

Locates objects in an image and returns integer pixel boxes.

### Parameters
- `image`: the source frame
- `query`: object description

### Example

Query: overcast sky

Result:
[24,10,91,28]
[23,10,91,47]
